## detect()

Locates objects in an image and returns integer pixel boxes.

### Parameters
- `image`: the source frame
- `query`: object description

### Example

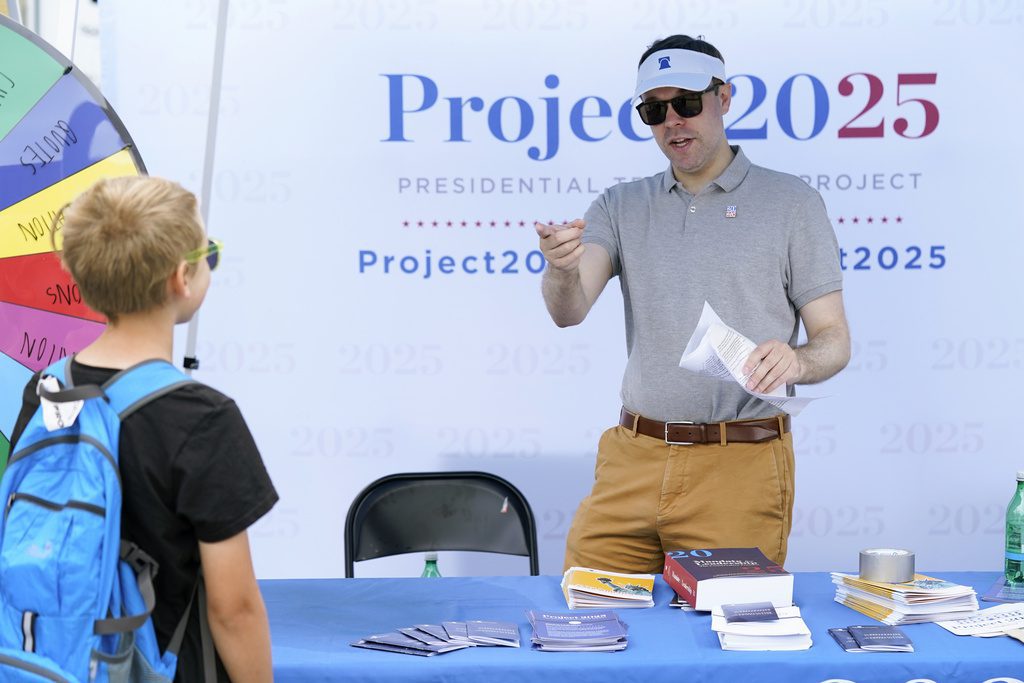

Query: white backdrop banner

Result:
[99,0,1024,578]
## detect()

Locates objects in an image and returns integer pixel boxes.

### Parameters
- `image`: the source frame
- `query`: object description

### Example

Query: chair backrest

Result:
[344,471,539,577]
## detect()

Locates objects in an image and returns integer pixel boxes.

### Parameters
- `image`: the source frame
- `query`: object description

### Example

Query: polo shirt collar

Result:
[660,145,752,193]
[714,145,751,192]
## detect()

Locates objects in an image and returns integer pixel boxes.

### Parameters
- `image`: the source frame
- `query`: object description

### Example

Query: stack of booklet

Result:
[561,567,655,609]
[526,610,629,652]
[831,572,978,625]
[351,620,520,656]
[710,603,812,651]
[829,625,914,652]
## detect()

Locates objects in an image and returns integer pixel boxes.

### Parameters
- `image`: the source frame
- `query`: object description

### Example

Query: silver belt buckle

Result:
[665,421,695,445]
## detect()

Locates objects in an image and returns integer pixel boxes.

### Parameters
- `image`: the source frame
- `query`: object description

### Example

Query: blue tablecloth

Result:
[260,572,1023,682]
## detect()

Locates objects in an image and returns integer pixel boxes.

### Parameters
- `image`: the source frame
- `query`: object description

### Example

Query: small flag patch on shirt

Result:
[725,205,737,218]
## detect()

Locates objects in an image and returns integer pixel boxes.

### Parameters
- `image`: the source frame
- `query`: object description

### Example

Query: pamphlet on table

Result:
[982,576,1024,603]
[828,625,913,652]
[351,630,470,656]
[465,620,521,647]
[351,620,521,656]
[561,567,655,609]
[935,602,1024,637]
[527,610,629,652]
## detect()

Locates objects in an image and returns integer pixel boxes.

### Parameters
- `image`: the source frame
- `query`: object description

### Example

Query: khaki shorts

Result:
[564,423,795,574]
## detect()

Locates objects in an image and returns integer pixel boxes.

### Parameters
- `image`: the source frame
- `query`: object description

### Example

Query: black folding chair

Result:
[344,471,540,577]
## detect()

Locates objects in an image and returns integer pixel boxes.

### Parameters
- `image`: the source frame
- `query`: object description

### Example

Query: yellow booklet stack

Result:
[561,567,655,609]
[831,572,978,625]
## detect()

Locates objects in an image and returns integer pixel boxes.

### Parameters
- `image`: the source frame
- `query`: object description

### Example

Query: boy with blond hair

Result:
[9,176,277,682]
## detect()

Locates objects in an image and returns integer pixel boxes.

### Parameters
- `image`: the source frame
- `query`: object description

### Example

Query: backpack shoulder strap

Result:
[34,356,107,403]
[41,356,70,384]
[102,359,194,418]
[166,572,217,682]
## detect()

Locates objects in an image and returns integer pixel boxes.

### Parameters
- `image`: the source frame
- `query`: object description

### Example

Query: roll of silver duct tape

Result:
[859,548,915,584]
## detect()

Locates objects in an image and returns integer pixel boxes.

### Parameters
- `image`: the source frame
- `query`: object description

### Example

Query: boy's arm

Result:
[199,530,273,682]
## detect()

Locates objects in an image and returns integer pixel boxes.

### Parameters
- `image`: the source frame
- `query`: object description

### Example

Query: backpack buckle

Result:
[120,541,159,575]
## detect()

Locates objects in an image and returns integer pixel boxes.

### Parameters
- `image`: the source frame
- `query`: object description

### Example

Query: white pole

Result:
[3,0,22,23]
[183,0,229,374]
[68,0,79,62]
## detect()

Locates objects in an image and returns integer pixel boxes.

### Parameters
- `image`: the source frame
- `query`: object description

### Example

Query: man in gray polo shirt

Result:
[536,35,850,574]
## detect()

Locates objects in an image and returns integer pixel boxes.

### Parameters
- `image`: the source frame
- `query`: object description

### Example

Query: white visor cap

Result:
[633,49,726,102]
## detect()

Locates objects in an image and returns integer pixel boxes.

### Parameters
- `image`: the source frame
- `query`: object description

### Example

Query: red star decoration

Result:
[867,217,874,224]
[475,221,482,227]
[490,221,496,227]
[461,221,467,227]
[852,217,860,224]
[518,221,525,227]
[402,221,409,227]
[896,216,903,223]
[504,221,511,227]
[446,221,452,227]
[881,217,889,223]
[837,217,845,224]
[417,221,424,227]
[431,221,438,227]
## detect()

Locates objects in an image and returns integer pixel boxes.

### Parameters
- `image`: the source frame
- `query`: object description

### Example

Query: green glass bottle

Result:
[1005,471,1024,585]
[421,552,441,578]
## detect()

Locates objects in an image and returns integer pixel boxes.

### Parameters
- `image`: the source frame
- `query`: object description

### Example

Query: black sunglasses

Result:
[635,84,720,126]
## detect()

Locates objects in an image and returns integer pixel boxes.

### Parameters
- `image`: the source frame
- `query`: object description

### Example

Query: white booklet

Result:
[678,302,818,416]
[711,605,811,651]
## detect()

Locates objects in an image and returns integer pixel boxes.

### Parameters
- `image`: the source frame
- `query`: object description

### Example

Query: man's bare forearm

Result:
[541,267,589,327]
[794,323,851,384]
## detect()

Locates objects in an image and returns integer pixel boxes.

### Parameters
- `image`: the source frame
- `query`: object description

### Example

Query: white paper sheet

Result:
[935,602,1024,636]
[678,302,818,416]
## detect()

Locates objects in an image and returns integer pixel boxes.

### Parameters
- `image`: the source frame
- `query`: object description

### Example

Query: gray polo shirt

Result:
[582,146,842,423]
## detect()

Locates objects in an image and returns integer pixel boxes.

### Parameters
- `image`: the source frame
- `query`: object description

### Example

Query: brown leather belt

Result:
[619,407,790,445]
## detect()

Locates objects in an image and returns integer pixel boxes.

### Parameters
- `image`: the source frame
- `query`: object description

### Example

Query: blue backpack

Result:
[0,358,213,682]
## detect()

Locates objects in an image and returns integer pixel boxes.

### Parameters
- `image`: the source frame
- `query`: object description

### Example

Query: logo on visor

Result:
[658,56,671,70]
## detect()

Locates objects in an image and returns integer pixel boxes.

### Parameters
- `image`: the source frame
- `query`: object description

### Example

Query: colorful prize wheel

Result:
[0,13,145,464]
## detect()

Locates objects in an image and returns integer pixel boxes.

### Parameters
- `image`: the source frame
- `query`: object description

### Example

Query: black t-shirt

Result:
[11,359,279,683]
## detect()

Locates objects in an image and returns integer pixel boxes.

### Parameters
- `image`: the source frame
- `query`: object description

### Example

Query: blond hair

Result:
[58,176,205,321]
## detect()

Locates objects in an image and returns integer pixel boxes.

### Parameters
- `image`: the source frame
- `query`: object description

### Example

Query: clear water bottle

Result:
[421,552,441,578]
[1005,471,1024,585]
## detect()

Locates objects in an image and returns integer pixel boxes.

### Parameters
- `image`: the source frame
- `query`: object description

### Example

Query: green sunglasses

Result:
[184,238,223,271]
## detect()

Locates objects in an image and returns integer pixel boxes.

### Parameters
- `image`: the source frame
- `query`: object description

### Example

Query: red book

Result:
[663,548,793,611]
